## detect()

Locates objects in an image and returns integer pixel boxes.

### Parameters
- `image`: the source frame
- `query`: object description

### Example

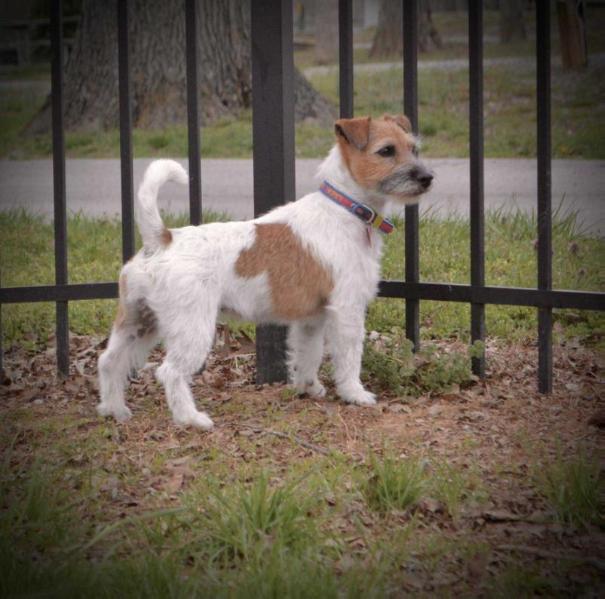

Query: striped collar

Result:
[319,180,394,235]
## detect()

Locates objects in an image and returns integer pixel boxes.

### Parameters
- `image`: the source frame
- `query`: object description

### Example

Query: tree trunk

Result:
[369,0,442,59]
[314,0,338,65]
[499,0,527,43]
[557,0,587,69]
[29,0,333,133]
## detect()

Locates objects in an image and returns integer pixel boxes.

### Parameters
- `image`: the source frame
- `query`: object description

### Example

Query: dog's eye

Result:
[377,145,396,158]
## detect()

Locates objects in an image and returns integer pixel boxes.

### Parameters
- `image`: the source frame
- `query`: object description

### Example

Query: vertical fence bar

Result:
[51,0,69,376]
[403,0,420,351]
[0,274,3,378]
[118,0,135,262]
[537,2,553,393]
[338,0,354,118]
[185,0,202,226]
[251,0,295,383]
[469,2,486,377]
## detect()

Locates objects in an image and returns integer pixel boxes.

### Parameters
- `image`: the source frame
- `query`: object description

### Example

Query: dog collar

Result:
[319,180,394,235]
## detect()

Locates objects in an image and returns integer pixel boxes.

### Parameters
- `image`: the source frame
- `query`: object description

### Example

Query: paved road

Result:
[0,158,603,235]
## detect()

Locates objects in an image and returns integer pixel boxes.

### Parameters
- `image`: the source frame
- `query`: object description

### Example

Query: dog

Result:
[97,114,433,429]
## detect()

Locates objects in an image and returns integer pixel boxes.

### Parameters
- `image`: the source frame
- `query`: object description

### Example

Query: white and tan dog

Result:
[97,115,432,429]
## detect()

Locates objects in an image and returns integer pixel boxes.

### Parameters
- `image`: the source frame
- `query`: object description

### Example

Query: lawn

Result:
[1,307,603,596]
[1,209,603,350]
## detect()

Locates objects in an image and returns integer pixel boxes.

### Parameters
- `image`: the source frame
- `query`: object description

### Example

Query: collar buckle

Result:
[353,204,376,225]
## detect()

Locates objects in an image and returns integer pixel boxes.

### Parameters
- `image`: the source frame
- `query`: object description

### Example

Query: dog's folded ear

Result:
[383,114,413,133]
[334,117,371,150]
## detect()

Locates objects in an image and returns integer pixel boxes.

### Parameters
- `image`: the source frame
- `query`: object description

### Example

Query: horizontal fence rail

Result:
[1,282,604,312]
[0,0,604,395]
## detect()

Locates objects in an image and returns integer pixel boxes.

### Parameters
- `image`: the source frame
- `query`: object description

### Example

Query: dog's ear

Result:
[334,117,371,150]
[384,114,413,133]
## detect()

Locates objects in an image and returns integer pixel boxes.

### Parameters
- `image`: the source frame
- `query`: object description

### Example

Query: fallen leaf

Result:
[588,409,605,428]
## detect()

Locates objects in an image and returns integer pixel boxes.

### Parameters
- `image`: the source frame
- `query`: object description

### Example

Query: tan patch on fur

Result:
[383,113,412,133]
[235,224,333,320]
[114,273,128,329]
[336,114,417,192]
[114,273,157,337]
[161,228,172,246]
[134,299,157,338]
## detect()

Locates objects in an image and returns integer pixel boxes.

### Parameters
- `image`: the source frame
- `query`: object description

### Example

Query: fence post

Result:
[469,2,486,377]
[338,0,354,118]
[537,2,553,393]
[403,0,420,352]
[51,0,69,376]
[185,0,202,226]
[251,0,295,384]
[117,0,135,263]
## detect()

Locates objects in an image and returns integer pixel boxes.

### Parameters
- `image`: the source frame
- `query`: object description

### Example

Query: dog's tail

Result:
[136,159,189,252]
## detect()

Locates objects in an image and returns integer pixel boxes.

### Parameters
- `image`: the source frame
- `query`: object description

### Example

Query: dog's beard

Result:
[378,167,427,198]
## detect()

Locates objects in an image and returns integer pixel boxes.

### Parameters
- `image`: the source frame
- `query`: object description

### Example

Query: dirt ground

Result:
[1,331,604,596]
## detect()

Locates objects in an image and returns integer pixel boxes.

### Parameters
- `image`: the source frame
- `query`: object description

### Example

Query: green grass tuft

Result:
[538,451,603,529]
[182,473,320,564]
[363,453,427,514]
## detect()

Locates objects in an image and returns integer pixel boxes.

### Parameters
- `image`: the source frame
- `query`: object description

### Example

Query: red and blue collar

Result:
[319,180,394,235]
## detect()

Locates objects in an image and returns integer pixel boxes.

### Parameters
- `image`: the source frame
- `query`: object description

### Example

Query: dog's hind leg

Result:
[97,327,155,422]
[287,316,327,398]
[155,304,217,430]
[98,294,159,422]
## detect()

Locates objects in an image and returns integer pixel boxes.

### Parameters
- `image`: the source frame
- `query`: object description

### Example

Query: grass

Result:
[362,333,485,396]
[538,450,604,529]
[295,8,605,68]
[363,453,426,514]
[1,378,602,595]
[183,473,319,563]
[5,446,594,596]
[2,209,603,351]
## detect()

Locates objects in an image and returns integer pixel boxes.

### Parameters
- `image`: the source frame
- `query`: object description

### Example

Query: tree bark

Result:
[314,0,338,65]
[499,0,527,43]
[557,0,587,69]
[369,0,442,59]
[29,0,333,133]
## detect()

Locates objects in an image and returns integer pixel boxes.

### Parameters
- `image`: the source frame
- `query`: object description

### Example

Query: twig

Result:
[498,544,605,572]
[242,426,330,456]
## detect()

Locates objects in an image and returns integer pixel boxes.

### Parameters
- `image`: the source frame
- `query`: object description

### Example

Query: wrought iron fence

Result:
[0,0,603,393]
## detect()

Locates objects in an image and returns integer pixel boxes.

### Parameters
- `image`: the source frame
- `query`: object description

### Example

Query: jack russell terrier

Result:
[97,114,433,429]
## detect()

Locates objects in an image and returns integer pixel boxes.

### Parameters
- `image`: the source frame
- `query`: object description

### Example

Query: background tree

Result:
[499,0,527,43]
[313,0,338,65]
[557,0,587,69]
[369,0,442,59]
[29,0,333,133]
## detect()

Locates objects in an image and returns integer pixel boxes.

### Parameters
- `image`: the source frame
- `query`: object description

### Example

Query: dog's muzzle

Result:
[379,163,433,196]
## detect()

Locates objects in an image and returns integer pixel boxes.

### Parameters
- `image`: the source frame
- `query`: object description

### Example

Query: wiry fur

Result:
[97,115,432,429]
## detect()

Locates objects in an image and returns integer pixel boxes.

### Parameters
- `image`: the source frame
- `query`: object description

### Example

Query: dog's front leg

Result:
[287,317,327,398]
[327,307,376,406]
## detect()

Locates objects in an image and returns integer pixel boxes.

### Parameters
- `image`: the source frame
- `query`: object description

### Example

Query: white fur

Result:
[97,145,427,428]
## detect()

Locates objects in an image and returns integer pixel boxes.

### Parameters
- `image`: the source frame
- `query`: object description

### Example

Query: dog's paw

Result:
[97,402,132,422]
[174,410,214,431]
[340,386,377,407]
[295,379,327,398]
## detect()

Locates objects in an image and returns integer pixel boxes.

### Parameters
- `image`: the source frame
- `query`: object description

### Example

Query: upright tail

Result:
[136,159,189,251]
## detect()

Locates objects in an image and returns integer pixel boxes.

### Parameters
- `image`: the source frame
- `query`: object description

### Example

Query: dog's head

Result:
[334,114,432,202]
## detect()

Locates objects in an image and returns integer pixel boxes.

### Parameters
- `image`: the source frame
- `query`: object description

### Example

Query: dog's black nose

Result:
[418,172,433,188]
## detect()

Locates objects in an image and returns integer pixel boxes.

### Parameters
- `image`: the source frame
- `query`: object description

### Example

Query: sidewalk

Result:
[0,158,603,235]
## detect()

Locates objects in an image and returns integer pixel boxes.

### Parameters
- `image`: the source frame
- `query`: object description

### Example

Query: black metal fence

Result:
[1,0,604,393]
